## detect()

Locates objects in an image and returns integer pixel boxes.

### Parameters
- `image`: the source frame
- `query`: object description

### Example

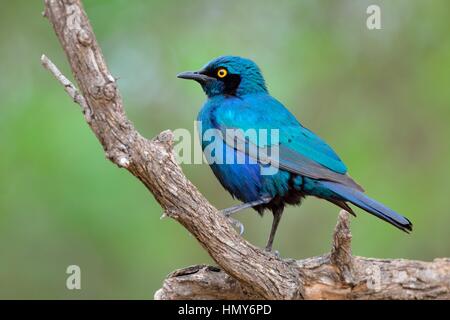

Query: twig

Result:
[41,54,91,121]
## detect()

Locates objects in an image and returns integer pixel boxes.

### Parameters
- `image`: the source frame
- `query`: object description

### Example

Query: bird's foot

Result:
[264,247,280,258]
[220,207,239,217]
[226,216,245,235]
[219,196,272,236]
[219,196,273,217]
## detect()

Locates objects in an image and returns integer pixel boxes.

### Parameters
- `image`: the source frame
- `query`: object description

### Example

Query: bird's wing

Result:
[214,94,363,191]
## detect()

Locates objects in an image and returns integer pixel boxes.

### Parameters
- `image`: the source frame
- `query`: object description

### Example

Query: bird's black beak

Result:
[177,70,214,84]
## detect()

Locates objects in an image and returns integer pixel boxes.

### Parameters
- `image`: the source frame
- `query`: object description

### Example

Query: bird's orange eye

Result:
[217,68,227,78]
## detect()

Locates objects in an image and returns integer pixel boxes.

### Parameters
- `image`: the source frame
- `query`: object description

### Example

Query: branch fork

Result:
[42,0,450,300]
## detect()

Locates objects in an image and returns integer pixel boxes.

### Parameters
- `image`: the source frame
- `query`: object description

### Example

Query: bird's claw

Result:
[264,247,280,258]
[221,215,244,235]
[219,208,245,235]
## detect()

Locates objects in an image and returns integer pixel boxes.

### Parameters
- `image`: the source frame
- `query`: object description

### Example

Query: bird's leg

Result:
[219,196,272,235]
[220,196,272,217]
[265,207,284,252]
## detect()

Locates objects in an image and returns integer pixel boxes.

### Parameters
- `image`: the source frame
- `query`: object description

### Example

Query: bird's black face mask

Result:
[178,66,242,97]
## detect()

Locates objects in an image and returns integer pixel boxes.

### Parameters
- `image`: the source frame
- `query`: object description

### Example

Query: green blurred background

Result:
[0,0,449,299]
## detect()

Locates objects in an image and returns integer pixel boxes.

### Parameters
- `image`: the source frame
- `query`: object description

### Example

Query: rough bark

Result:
[42,0,450,300]
[156,212,450,300]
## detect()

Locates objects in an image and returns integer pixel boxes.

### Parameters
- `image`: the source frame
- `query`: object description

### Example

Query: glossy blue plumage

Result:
[198,94,302,202]
[180,55,412,238]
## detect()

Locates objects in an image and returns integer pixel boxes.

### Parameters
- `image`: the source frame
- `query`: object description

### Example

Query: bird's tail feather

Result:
[320,181,412,232]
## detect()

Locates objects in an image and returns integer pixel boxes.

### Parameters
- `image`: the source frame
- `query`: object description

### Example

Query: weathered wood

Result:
[155,212,450,300]
[42,0,450,300]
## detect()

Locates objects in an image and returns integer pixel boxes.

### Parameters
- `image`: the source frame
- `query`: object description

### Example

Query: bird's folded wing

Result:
[214,94,349,171]
[213,95,363,191]
[221,129,364,191]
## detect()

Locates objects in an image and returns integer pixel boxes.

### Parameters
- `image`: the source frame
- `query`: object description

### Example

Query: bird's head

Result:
[177,56,267,98]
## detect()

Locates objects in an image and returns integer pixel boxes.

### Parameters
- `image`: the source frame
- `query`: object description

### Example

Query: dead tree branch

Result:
[42,0,450,300]
[156,212,450,299]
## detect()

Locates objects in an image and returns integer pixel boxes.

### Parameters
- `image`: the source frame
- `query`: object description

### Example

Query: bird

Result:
[177,55,412,252]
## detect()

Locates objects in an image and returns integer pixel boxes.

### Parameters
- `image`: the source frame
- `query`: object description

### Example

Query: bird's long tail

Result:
[319,181,413,232]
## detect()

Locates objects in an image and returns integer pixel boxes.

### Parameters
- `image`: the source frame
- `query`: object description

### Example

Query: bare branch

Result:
[42,0,302,300]
[42,0,450,300]
[156,258,450,300]
[157,221,450,300]
[330,211,354,283]
[41,54,91,121]
[154,265,262,300]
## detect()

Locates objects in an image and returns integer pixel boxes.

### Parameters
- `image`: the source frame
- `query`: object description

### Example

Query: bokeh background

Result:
[0,0,449,299]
